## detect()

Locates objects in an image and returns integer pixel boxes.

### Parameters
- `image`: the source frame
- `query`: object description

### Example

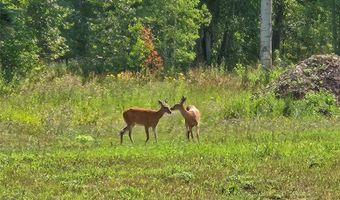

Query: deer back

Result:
[184,105,200,126]
[123,108,160,127]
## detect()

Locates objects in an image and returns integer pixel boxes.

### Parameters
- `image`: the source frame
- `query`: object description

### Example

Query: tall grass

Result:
[0,66,339,147]
[0,65,339,199]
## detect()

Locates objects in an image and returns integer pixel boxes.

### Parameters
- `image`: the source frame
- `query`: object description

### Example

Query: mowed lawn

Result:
[0,71,339,199]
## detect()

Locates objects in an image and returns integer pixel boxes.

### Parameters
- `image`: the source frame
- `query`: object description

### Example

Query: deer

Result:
[119,100,172,144]
[171,96,201,142]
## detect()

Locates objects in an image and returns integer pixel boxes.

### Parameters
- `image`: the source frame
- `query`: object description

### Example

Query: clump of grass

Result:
[117,186,144,199]
[75,135,94,143]
[169,171,195,183]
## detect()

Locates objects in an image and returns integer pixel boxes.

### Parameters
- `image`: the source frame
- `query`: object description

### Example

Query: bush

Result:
[251,93,286,117]
[224,89,338,119]
[283,89,338,117]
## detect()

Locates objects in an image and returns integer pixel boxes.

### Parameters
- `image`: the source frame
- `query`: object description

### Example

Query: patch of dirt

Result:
[270,54,340,102]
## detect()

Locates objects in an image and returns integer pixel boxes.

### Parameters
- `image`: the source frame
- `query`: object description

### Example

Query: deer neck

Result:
[178,105,190,119]
[156,108,165,119]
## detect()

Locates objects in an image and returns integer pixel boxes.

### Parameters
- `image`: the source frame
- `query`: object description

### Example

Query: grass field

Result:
[0,69,339,199]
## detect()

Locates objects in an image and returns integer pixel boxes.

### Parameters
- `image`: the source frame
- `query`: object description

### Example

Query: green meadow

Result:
[0,69,339,199]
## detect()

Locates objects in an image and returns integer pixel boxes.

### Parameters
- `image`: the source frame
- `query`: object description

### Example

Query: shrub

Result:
[283,89,338,117]
[75,135,94,144]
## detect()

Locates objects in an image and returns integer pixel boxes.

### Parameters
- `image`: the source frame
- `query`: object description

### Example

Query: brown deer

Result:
[119,100,171,144]
[171,96,201,142]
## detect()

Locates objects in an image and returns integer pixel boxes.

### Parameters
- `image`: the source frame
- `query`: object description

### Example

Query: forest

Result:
[0,0,340,199]
[0,0,339,79]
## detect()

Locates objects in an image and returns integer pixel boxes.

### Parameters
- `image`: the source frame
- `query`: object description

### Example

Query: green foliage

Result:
[252,93,286,117]
[1,0,338,79]
[283,89,338,117]
[204,0,260,69]
[84,0,141,73]
[141,0,211,68]
[195,0,337,70]
[128,21,150,71]
[234,63,286,88]
[25,0,70,61]
[51,0,210,74]
[0,2,41,81]
[0,31,40,81]
[224,90,339,119]
[278,0,334,62]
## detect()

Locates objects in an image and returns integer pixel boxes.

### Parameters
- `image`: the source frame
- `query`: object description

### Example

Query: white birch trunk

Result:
[260,0,272,70]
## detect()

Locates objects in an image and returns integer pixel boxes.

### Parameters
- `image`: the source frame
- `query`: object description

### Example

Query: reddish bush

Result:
[141,27,163,70]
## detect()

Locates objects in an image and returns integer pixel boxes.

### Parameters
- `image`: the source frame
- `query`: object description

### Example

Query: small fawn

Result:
[171,96,201,142]
[119,100,172,144]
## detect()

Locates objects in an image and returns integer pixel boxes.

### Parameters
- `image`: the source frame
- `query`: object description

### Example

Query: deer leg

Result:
[185,124,190,141]
[152,127,158,143]
[145,126,150,144]
[120,126,128,144]
[190,127,194,142]
[196,126,200,143]
[128,126,134,144]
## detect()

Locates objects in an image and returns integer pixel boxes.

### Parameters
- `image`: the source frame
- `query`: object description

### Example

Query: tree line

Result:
[0,0,339,81]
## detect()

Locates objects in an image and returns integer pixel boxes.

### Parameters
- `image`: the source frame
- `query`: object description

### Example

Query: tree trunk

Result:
[194,26,212,65]
[194,28,205,64]
[217,30,227,65]
[204,29,212,64]
[331,0,338,54]
[260,0,272,70]
[273,0,284,52]
[217,28,236,71]
[194,0,216,65]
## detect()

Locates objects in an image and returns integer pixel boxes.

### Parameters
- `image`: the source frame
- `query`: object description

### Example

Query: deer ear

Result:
[164,99,168,103]
[158,100,163,105]
[181,96,187,104]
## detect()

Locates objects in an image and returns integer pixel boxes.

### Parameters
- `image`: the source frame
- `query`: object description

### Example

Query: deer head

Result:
[170,96,187,111]
[158,100,172,114]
